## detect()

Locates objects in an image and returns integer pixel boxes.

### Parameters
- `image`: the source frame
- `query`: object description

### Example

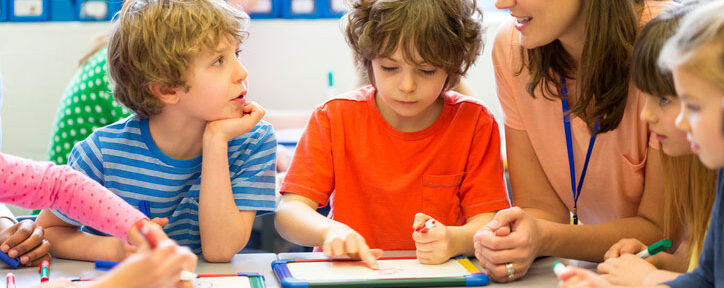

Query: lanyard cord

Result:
[561,78,599,224]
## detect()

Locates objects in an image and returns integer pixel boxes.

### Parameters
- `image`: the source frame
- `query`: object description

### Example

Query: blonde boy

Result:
[36,0,276,262]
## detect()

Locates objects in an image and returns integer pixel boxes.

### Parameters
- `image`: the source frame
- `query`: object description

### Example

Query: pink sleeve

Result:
[492,20,525,131]
[0,152,146,242]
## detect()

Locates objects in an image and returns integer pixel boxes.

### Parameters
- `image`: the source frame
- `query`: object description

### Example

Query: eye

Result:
[235,49,242,59]
[686,103,700,112]
[658,97,671,106]
[381,65,397,72]
[419,69,437,75]
[213,56,224,66]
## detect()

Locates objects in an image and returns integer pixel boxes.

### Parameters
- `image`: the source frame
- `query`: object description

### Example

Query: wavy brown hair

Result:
[519,0,643,133]
[344,0,484,92]
[108,0,249,118]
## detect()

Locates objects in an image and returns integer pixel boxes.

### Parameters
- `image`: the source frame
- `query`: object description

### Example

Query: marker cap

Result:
[552,261,567,276]
[647,239,672,255]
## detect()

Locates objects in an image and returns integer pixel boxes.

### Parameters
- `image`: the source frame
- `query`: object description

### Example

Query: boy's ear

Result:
[148,83,180,104]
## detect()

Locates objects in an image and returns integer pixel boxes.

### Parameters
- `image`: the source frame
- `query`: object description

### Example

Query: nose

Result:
[495,0,514,10]
[640,97,658,124]
[398,72,417,94]
[233,59,248,84]
[675,106,690,132]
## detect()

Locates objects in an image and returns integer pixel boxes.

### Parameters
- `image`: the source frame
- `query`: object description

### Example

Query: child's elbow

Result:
[201,240,247,263]
[202,250,235,263]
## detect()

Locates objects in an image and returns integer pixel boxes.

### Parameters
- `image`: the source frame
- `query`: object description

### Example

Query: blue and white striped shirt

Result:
[53,115,277,254]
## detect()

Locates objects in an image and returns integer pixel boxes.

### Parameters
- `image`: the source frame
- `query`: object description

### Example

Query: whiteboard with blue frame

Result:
[273,256,489,287]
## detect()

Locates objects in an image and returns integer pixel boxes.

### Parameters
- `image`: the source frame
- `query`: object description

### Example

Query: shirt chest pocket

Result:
[421,172,466,222]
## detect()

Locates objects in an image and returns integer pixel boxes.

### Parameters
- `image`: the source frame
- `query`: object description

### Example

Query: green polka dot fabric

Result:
[48,47,130,165]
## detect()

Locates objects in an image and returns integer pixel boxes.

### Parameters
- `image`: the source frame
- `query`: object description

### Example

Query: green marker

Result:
[552,261,568,276]
[636,239,672,259]
[327,69,335,98]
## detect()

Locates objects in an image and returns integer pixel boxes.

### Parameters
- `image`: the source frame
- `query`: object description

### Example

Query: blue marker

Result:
[0,251,19,269]
[94,259,119,271]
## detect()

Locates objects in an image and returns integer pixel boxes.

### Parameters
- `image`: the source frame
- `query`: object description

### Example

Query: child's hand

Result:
[603,238,647,260]
[117,219,169,261]
[0,219,52,266]
[113,240,138,261]
[323,221,382,269]
[34,278,74,288]
[411,213,453,264]
[204,101,266,143]
[597,253,656,286]
[94,239,197,288]
[558,266,612,288]
[150,217,169,228]
[127,219,170,250]
[128,220,197,273]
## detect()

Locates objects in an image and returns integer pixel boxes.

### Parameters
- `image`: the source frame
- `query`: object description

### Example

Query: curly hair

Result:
[344,0,484,92]
[108,0,249,118]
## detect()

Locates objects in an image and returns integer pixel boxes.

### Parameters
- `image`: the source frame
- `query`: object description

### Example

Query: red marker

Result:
[415,219,435,233]
[134,221,158,248]
[39,260,49,283]
[6,272,15,288]
[134,221,197,281]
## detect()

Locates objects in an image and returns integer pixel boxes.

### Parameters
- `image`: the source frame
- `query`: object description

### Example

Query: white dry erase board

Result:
[273,256,489,287]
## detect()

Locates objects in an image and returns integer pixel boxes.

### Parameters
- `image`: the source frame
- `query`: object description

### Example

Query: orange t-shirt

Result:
[280,85,510,250]
[492,1,678,224]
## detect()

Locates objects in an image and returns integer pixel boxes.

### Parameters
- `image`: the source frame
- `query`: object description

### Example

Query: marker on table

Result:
[6,272,15,288]
[552,261,568,277]
[415,219,435,233]
[95,259,119,271]
[70,277,96,282]
[39,260,49,283]
[0,251,20,269]
[636,239,672,259]
[134,221,197,281]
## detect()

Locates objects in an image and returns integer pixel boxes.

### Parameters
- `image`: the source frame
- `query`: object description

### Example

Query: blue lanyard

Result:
[561,78,598,225]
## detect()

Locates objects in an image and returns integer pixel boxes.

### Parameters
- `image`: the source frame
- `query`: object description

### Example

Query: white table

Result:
[0,253,279,288]
[1,252,570,287]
